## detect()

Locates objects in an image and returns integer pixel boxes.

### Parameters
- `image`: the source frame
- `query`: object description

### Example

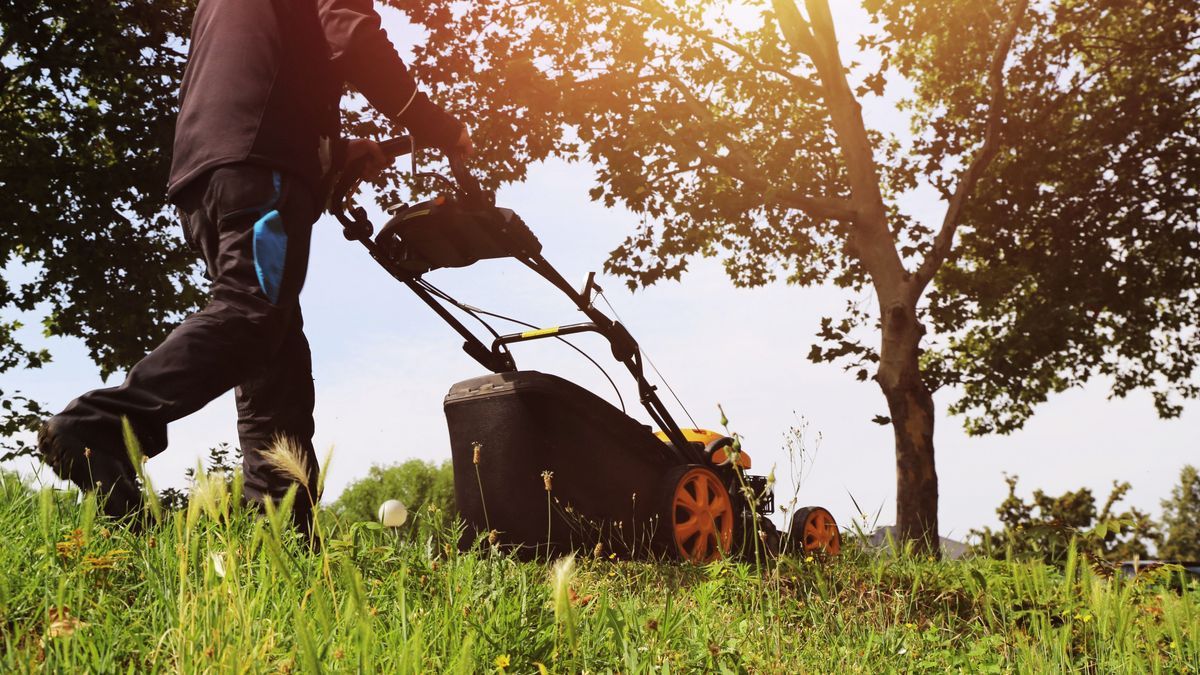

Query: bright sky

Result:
[3,2,1196,541]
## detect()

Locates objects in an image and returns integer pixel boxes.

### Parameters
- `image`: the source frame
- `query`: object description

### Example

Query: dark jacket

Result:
[168,0,459,199]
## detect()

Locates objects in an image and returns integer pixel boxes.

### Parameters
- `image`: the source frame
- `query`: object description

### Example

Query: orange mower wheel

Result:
[789,506,842,556]
[660,465,735,563]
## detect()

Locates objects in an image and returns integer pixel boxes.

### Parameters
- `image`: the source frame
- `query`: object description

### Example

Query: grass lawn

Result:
[0,472,1196,673]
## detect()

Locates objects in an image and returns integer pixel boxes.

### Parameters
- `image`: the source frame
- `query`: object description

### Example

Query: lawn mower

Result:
[331,137,841,562]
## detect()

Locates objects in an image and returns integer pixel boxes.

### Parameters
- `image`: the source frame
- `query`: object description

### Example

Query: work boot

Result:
[37,417,144,521]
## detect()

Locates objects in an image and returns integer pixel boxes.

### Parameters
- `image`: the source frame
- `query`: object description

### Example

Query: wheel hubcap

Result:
[672,468,733,562]
[801,508,841,555]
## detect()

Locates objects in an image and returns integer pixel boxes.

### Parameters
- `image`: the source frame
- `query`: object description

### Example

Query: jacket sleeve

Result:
[317,0,420,118]
[316,0,465,149]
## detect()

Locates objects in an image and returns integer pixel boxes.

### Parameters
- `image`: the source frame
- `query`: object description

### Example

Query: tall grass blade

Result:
[121,416,162,522]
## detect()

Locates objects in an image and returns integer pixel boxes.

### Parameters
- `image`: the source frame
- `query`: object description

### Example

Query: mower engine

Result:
[654,428,775,515]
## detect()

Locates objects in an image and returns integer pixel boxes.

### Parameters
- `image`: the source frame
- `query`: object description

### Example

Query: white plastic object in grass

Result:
[378,499,408,528]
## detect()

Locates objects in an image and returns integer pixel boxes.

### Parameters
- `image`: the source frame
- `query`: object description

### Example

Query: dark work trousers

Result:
[54,163,321,528]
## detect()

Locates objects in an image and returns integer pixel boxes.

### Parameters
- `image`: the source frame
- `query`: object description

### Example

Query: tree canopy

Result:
[902,0,1200,433]
[1159,465,1200,560]
[378,0,1200,432]
[0,1,202,457]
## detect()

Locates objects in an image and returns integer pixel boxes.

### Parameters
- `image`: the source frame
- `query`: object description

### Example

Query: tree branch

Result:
[650,70,857,222]
[913,0,1031,292]
[646,161,705,186]
[769,0,819,57]
[775,0,911,289]
[799,0,886,215]
[698,143,858,220]
[612,0,822,99]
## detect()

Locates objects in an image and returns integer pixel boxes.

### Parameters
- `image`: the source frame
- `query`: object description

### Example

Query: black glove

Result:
[396,92,465,154]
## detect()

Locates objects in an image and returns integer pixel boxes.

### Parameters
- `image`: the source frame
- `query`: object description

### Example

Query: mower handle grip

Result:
[331,135,489,232]
[330,135,412,229]
[378,135,414,159]
[365,134,482,204]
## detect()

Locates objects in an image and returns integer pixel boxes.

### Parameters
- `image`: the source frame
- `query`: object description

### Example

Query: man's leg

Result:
[238,306,319,533]
[40,164,317,516]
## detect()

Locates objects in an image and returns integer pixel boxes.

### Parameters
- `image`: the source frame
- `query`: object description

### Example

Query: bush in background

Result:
[1158,465,1200,560]
[969,475,1158,565]
[158,442,242,511]
[329,459,457,535]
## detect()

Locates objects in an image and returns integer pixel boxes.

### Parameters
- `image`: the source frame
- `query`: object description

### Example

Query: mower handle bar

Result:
[377,135,485,206]
[377,135,414,158]
[331,134,484,231]
[334,136,705,467]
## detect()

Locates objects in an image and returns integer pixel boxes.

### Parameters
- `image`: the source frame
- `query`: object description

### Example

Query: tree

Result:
[0,1,203,459]
[1158,465,1200,560]
[364,0,1200,551]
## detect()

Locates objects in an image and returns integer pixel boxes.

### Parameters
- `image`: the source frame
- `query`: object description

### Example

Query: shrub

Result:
[969,474,1158,565]
[158,442,242,511]
[1158,465,1200,560]
[329,459,456,535]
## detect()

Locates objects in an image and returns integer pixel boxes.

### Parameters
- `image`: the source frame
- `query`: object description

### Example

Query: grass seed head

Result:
[550,554,578,644]
[261,435,312,502]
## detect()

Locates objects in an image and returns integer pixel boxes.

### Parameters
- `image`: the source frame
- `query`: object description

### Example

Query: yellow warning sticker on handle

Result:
[520,326,560,339]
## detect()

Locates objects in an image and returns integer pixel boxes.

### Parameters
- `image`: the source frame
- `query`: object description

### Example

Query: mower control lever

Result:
[332,134,490,233]
[447,151,491,208]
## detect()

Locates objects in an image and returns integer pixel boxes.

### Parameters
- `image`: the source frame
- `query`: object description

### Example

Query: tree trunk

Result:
[877,300,940,556]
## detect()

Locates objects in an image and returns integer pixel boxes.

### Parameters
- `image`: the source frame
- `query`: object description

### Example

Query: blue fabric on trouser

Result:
[253,209,288,304]
[53,163,319,532]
